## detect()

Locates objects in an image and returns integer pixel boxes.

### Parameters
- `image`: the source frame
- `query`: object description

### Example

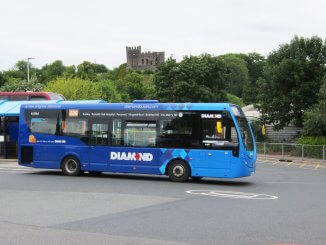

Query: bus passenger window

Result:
[62,118,88,137]
[90,123,108,145]
[112,119,122,146]
[124,121,156,147]
[31,118,58,135]
[157,113,199,148]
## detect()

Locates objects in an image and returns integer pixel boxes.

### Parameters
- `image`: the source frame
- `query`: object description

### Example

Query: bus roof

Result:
[20,101,234,112]
[0,100,105,116]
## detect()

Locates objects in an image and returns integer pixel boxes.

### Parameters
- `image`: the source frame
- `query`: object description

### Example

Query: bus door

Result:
[109,119,161,174]
[88,120,109,171]
[197,116,238,169]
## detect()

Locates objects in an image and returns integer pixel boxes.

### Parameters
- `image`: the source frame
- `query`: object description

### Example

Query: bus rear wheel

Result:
[62,156,81,176]
[168,160,190,182]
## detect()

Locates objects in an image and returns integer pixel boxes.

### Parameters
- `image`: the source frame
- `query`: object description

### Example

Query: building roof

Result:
[242,104,261,121]
[0,100,105,116]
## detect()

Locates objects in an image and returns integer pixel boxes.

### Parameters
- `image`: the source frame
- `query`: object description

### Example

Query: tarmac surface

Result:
[0,160,325,245]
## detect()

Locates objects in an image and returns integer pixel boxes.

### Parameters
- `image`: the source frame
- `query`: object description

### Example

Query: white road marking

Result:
[186,190,278,200]
[0,167,34,171]
[0,170,34,174]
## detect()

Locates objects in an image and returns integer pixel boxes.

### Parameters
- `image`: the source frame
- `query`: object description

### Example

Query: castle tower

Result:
[126,46,165,70]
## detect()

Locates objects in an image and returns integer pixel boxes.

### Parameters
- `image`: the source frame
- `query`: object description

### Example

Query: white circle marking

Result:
[186,190,278,200]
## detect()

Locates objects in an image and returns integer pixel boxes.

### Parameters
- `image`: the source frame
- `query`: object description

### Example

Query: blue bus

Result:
[18,100,256,182]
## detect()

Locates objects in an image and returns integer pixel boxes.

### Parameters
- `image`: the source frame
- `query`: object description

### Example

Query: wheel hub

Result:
[66,160,77,173]
[173,165,184,177]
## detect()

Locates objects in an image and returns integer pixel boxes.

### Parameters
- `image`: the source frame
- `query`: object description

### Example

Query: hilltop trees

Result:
[154,55,228,102]
[38,60,75,84]
[76,61,108,81]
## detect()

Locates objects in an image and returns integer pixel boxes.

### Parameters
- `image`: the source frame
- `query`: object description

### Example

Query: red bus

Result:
[0,92,65,101]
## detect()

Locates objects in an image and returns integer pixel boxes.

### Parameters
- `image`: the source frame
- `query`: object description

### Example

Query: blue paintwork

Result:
[18,101,256,179]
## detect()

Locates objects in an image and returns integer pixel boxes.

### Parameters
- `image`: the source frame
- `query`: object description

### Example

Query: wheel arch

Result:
[59,152,81,169]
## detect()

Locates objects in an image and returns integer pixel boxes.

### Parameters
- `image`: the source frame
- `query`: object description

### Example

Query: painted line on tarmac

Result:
[0,170,34,174]
[186,190,278,200]
[259,160,326,170]
[0,167,34,171]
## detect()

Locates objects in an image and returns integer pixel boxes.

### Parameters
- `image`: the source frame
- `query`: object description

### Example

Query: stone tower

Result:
[126,46,165,70]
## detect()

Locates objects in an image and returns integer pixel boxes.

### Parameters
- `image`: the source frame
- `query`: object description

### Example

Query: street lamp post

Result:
[27,57,35,83]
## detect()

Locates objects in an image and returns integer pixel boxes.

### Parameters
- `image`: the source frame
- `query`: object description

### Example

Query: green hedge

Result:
[296,136,326,145]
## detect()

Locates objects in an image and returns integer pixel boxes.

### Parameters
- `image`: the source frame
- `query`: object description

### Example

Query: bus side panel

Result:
[33,145,65,169]
[229,155,255,178]
[29,136,89,170]
[108,147,162,175]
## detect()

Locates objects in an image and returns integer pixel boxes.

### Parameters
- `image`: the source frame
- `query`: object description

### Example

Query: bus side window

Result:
[112,119,122,146]
[90,123,108,145]
[123,121,156,147]
[31,118,58,135]
[62,118,88,138]
[202,118,238,149]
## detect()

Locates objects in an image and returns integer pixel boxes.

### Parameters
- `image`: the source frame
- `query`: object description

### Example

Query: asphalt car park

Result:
[0,160,325,245]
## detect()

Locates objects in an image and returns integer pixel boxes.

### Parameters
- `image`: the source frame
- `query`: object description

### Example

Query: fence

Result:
[257,142,326,161]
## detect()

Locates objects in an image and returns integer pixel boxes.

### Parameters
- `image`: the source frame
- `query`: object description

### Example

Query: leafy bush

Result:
[226,93,245,107]
[45,77,101,100]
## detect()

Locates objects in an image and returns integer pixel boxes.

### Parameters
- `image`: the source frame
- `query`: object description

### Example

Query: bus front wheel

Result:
[62,156,81,176]
[168,160,190,182]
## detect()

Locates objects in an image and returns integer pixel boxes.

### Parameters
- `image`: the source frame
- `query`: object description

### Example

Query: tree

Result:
[302,77,326,136]
[96,80,122,102]
[44,77,101,100]
[154,55,227,102]
[240,53,265,104]
[76,61,108,81]
[114,72,149,101]
[256,36,326,129]
[218,54,249,98]
[39,60,70,84]
[0,77,43,92]
[0,72,6,87]
[3,60,38,81]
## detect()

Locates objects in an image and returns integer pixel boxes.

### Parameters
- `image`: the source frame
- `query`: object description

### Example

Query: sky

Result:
[1,0,326,71]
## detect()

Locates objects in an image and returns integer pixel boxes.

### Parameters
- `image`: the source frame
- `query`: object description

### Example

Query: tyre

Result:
[168,160,190,182]
[62,156,81,176]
